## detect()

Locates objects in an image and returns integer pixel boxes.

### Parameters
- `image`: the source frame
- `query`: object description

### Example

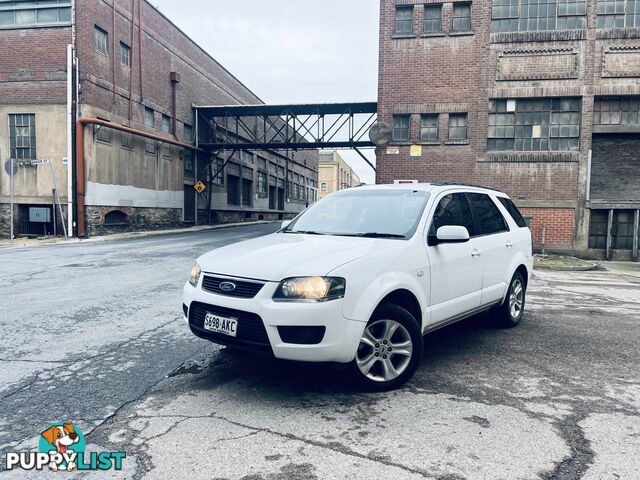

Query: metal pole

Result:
[632,209,639,262]
[67,44,74,236]
[48,159,68,239]
[606,209,613,261]
[541,225,546,256]
[9,156,14,242]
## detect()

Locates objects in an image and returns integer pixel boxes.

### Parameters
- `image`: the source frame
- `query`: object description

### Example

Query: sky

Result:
[152,0,380,184]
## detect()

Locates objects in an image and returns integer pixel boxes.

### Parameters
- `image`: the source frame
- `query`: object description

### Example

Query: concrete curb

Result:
[533,256,598,272]
[0,221,278,249]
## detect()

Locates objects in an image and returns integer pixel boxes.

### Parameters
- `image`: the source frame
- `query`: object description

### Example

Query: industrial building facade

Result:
[0,0,317,239]
[377,0,640,259]
[318,151,362,199]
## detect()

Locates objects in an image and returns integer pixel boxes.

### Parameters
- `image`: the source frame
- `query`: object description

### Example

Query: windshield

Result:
[284,189,430,239]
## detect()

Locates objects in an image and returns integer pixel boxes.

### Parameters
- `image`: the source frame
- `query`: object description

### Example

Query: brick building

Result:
[0,0,317,238]
[318,151,362,199]
[377,0,640,259]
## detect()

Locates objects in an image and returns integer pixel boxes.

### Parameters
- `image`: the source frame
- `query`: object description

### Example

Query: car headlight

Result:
[189,262,201,287]
[273,277,345,302]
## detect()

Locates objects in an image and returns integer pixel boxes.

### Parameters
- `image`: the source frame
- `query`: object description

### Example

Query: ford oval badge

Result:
[219,281,237,292]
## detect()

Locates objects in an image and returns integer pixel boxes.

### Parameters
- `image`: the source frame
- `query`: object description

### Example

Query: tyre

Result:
[495,271,526,328]
[351,303,423,391]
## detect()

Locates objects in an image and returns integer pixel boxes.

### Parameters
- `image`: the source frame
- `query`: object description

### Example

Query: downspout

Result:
[128,0,135,123]
[137,0,144,101]
[112,0,116,105]
[75,118,202,237]
[170,71,181,139]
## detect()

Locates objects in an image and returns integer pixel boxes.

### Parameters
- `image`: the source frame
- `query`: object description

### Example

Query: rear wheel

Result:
[495,271,526,328]
[351,304,423,391]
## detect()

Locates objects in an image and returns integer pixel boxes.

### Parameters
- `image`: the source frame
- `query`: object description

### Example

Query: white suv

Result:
[183,183,533,390]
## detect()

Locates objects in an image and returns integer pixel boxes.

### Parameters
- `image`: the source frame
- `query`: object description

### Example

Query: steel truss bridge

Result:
[193,102,378,171]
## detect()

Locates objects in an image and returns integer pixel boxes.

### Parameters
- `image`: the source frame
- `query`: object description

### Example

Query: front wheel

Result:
[350,304,423,391]
[495,271,526,328]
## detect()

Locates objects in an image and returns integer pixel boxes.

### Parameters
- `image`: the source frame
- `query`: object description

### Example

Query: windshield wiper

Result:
[340,232,406,239]
[284,230,326,235]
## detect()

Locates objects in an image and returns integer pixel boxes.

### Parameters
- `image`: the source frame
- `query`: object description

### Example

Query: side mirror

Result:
[281,220,292,230]
[435,225,470,244]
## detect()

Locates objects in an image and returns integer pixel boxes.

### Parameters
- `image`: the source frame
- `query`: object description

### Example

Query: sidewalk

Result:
[595,260,640,279]
[0,221,278,249]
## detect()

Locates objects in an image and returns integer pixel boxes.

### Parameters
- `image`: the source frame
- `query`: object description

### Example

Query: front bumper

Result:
[182,277,366,364]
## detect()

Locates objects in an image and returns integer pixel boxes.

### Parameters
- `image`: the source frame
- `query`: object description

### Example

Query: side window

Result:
[467,193,509,235]
[428,193,476,243]
[498,197,528,228]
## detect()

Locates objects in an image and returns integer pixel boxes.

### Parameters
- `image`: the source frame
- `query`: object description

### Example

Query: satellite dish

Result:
[369,122,393,147]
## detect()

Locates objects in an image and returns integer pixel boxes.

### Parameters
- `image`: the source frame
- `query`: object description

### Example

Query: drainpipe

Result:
[137,0,144,101]
[170,71,181,139]
[67,44,74,236]
[75,118,202,237]
[128,0,135,123]
[111,0,116,105]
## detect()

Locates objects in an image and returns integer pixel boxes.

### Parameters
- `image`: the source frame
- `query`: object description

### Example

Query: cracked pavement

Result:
[1,224,639,479]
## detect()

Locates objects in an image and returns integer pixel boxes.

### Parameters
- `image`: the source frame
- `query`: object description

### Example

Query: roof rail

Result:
[430,182,502,192]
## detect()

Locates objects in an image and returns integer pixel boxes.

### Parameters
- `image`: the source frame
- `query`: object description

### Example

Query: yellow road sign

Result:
[194,181,206,193]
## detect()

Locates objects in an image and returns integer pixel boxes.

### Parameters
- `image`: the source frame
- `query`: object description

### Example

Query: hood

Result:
[198,232,403,282]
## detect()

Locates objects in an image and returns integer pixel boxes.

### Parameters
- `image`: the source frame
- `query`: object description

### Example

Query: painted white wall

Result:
[85,182,182,209]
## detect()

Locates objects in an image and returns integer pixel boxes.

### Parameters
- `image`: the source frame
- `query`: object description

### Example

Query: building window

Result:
[320,182,328,192]
[212,157,225,185]
[0,1,71,29]
[104,210,128,226]
[452,3,472,32]
[594,97,640,126]
[492,0,587,32]
[8,114,36,160]
[120,42,131,67]
[395,6,413,34]
[393,115,410,141]
[424,5,443,33]
[257,156,267,169]
[420,114,439,142]
[597,0,640,28]
[448,114,468,141]
[488,98,581,151]
[257,171,267,194]
[94,26,108,55]
[96,125,112,143]
[183,124,193,142]
[143,107,155,154]
[589,209,637,250]
[161,114,171,134]
[144,107,154,127]
[121,131,133,149]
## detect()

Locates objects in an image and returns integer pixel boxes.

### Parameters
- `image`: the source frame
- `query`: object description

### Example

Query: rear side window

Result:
[467,193,509,235]
[429,193,476,241]
[498,197,528,228]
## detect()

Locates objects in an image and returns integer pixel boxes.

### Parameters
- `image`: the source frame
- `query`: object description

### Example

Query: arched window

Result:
[320,182,328,192]
[104,210,128,225]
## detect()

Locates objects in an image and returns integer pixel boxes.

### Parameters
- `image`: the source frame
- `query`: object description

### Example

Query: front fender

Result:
[502,251,534,303]
[344,271,428,325]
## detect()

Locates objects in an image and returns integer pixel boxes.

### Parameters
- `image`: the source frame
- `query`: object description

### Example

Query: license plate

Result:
[203,313,238,337]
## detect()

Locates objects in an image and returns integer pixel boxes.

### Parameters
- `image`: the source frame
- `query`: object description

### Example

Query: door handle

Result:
[506,241,514,248]
[471,249,482,258]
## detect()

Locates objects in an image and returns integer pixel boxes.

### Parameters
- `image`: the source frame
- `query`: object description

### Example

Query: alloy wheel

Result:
[509,278,524,320]
[356,319,413,382]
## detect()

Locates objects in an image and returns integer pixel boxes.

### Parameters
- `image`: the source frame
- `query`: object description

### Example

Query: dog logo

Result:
[39,423,85,471]
[219,281,237,292]
[5,422,125,472]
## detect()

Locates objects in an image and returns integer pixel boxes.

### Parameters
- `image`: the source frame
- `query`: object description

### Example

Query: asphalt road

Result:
[1,224,639,479]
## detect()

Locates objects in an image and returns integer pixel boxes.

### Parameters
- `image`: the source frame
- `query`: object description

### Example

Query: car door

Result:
[466,192,512,306]
[426,192,484,325]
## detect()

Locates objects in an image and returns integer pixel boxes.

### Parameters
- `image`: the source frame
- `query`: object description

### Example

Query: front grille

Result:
[188,302,272,355]
[202,275,265,299]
